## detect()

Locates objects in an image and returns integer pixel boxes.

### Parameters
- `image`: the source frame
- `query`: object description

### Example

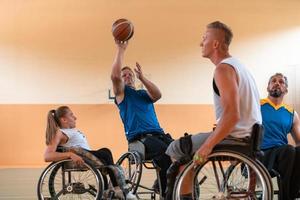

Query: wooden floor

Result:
[0,168,156,200]
[0,168,281,200]
[0,168,43,200]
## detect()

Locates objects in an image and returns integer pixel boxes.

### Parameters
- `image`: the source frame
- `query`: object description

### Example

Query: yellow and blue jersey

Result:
[261,98,294,150]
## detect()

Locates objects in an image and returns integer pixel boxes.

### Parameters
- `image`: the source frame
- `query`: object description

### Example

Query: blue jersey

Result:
[115,86,164,141]
[261,98,294,150]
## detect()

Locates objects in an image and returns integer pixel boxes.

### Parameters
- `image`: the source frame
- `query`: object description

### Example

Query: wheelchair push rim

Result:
[37,159,104,200]
[173,151,273,200]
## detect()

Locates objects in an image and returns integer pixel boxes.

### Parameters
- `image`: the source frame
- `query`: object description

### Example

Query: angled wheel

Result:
[116,151,143,194]
[174,151,273,200]
[37,159,104,200]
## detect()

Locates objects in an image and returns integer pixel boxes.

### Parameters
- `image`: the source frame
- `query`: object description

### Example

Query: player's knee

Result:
[166,133,193,162]
[179,133,193,155]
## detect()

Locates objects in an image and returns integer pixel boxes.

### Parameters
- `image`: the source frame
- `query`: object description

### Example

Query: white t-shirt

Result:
[213,57,262,138]
[60,128,91,150]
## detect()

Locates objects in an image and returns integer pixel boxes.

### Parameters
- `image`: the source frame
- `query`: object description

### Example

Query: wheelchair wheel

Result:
[37,159,104,200]
[116,151,143,194]
[173,151,273,200]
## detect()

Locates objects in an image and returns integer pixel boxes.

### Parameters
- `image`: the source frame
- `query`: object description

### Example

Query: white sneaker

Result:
[126,191,138,200]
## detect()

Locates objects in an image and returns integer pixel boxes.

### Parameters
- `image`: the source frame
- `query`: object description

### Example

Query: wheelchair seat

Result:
[213,123,264,158]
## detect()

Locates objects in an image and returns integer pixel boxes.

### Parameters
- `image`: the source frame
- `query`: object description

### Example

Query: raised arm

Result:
[44,130,84,165]
[291,111,300,146]
[134,62,162,102]
[111,41,127,103]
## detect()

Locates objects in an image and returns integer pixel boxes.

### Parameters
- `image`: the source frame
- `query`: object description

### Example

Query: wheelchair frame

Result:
[172,124,274,199]
[116,151,164,200]
[37,158,105,200]
[173,150,273,199]
[37,147,124,200]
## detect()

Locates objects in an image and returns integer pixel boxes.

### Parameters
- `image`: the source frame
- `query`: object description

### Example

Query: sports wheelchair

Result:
[172,124,274,199]
[37,147,126,200]
[116,140,164,200]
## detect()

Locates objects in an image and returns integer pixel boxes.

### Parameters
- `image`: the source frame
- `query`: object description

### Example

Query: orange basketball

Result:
[112,18,134,42]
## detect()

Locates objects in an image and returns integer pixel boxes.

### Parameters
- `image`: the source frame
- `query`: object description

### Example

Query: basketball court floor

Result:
[0,168,281,200]
[0,168,155,200]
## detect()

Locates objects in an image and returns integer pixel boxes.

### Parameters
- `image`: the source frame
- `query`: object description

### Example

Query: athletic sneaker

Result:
[126,191,138,200]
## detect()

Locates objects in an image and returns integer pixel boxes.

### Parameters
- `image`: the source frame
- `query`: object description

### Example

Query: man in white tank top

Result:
[165,21,261,199]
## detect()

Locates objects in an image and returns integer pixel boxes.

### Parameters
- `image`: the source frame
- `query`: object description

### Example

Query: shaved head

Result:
[207,21,233,46]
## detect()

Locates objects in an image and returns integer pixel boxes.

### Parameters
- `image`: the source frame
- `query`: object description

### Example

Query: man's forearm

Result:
[140,77,161,101]
[111,49,124,79]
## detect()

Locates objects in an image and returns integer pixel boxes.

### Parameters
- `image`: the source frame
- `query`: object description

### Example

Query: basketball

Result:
[112,18,134,42]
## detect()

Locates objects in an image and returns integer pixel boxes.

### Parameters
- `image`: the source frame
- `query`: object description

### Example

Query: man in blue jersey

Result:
[260,73,300,200]
[111,40,173,196]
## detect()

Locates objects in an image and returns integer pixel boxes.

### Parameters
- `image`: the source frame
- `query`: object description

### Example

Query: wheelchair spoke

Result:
[116,152,142,194]
[53,188,64,199]
[212,160,221,191]
[86,184,97,197]
[38,159,103,200]
[175,152,272,200]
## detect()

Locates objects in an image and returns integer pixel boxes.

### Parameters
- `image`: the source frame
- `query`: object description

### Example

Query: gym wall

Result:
[0,0,300,167]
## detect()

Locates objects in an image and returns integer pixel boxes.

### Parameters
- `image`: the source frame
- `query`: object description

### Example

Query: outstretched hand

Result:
[134,62,144,80]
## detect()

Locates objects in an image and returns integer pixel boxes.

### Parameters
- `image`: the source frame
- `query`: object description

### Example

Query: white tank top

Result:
[60,128,91,150]
[213,57,262,138]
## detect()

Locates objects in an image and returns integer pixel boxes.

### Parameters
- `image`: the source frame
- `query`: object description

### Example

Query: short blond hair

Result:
[207,21,233,46]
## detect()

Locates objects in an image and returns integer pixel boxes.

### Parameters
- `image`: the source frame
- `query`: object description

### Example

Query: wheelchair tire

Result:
[116,151,143,194]
[173,151,273,200]
[37,159,104,200]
